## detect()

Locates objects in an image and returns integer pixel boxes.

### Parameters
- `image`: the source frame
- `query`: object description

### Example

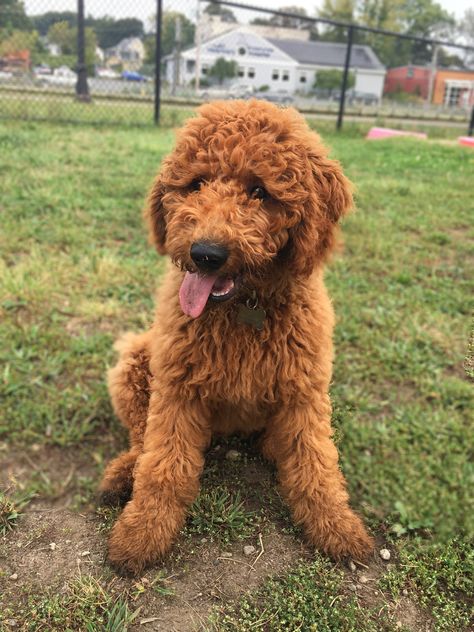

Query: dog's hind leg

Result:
[99,331,152,506]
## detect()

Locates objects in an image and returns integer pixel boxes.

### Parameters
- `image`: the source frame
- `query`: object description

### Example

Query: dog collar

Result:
[236,290,266,331]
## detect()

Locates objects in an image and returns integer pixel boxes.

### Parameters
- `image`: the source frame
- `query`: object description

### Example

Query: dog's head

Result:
[146,100,352,318]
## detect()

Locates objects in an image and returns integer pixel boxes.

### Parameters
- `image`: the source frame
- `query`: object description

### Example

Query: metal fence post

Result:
[469,106,474,137]
[337,25,354,131]
[154,0,163,125]
[75,0,90,101]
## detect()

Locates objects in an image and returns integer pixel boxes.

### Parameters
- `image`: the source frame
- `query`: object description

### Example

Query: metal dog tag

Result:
[236,292,266,330]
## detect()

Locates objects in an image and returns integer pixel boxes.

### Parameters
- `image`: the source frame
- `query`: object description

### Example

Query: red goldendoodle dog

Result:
[100,99,373,573]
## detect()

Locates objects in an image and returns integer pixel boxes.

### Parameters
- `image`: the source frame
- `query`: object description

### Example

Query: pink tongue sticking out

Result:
[179,271,219,318]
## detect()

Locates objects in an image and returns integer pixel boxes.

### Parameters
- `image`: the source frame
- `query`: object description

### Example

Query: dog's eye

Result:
[250,186,267,200]
[189,178,204,191]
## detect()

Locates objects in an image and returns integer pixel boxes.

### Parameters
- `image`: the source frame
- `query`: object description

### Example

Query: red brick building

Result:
[384,65,431,99]
[384,65,474,107]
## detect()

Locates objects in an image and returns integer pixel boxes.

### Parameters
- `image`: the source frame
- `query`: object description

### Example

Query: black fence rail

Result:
[0,0,473,130]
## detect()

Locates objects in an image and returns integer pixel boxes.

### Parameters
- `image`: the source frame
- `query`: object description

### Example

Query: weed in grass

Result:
[0,489,33,535]
[380,537,474,632]
[19,576,137,632]
[208,556,396,631]
[186,488,258,544]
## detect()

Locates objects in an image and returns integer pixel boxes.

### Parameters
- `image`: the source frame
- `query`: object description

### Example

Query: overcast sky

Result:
[23,0,471,27]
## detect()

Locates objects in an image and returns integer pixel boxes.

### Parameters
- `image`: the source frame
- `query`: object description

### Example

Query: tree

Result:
[89,17,144,49]
[209,56,237,84]
[203,2,237,23]
[319,0,356,41]
[459,8,474,66]
[146,12,195,61]
[0,0,32,30]
[47,21,98,72]
[251,5,312,30]
[30,11,76,36]
[314,68,355,89]
[0,28,38,56]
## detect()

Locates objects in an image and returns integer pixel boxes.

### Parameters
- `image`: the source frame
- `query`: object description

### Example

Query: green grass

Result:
[11,576,137,632]
[0,117,473,630]
[208,557,395,631]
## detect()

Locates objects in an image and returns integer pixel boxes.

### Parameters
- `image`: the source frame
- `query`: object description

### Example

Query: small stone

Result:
[347,560,356,572]
[221,551,232,557]
[9,573,18,580]
[4,620,18,627]
[81,551,91,556]
[379,548,391,561]
[225,449,240,461]
[402,588,408,596]
[65,539,71,544]
[49,542,57,551]
[358,574,369,584]
[396,622,402,629]
[200,538,207,544]
[243,545,256,556]
[348,583,357,592]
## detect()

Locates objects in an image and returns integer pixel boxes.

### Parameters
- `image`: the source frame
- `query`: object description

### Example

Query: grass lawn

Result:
[0,115,473,631]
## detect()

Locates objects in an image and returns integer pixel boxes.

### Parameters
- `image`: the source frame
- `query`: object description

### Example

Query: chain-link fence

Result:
[1,0,473,129]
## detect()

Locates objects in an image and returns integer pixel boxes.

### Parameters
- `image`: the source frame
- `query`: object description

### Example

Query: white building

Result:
[166,28,386,98]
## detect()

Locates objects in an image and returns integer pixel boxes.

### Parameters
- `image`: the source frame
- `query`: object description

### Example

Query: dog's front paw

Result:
[321,511,374,562]
[107,501,177,575]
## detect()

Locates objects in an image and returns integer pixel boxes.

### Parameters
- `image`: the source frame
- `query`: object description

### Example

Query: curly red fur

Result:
[100,100,373,574]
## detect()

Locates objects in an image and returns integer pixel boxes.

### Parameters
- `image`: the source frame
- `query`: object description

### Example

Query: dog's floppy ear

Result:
[288,147,353,276]
[144,172,167,255]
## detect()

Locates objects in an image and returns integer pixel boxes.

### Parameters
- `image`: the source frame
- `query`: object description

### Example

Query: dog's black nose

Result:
[190,241,229,271]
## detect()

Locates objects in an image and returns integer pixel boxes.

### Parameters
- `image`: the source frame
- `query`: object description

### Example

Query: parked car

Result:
[198,83,255,101]
[122,71,150,82]
[33,64,52,76]
[39,66,77,87]
[345,89,379,105]
[254,89,294,105]
[96,67,120,79]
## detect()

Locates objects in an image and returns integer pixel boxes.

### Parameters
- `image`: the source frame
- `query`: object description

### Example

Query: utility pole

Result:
[195,0,202,93]
[154,0,162,125]
[172,16,182,96]
[75,0,90,101]
[337,25,354,131]
[427,45,439,106]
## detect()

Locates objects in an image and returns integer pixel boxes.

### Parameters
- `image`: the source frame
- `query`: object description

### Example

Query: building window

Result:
[238,47,246,56]
[407,66,414,78]
[201,65,208,76]
[186,60,195,72]
[282,70,290,81]
[272,69,279,81]
[444,84,461,107]
[238,66,245,78]
[299,73,307,83]
[248,67,255,78]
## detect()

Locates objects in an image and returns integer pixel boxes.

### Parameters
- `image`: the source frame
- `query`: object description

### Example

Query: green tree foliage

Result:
[0,28,38,55]
[47,21,98,72]
[318,0,456,67]
[203,2,237,23]
[145,11,195,63]
[30,11,76,35]
[87,17,144,49]
[209,56,237,85]
[314,68,355,89]
[0,0,32,30]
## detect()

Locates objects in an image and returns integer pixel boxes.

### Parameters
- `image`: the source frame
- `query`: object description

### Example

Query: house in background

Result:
[384,65,474,107]
[166,28,386,98]
[105,37,145,72]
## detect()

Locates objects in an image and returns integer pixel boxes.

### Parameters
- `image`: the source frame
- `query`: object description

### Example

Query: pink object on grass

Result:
[458,136,474,147]
[367,127,428,140]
